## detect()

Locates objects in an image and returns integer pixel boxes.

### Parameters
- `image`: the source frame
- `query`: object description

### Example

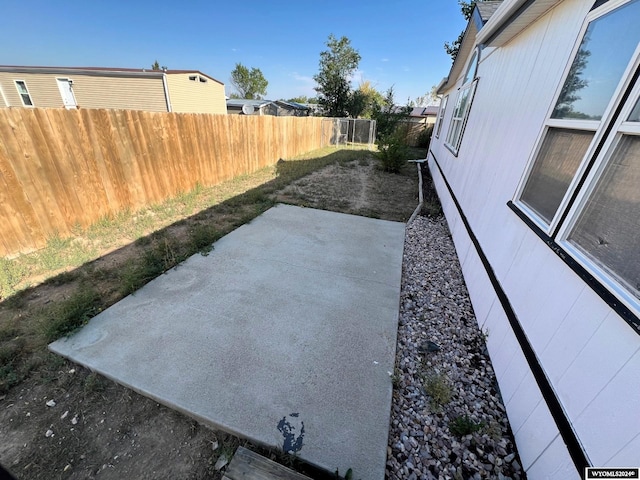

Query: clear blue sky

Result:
[1,0,467,104]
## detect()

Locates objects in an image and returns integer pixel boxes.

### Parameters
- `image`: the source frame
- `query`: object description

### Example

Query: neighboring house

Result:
[429,0,639,479]
[393,105,439,126]
[274,100,311,117]
[391,104,439,145]
[301,103,322,116]
[226,98,278,116]
[0,66,226,114]
[225,99,311,116]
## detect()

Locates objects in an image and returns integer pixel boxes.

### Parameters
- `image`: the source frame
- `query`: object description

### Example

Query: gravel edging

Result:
[386,215,525,480]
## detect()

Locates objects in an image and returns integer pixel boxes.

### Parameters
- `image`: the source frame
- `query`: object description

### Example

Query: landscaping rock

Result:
[386,215,524,480]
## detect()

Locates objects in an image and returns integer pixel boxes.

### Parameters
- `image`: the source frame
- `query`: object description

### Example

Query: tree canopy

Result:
[151,60,167,71]
[313,34,362,117]
[286,95,318,104]
[230,63,268,99]
[444,1,484,62]
[346,80,384,118]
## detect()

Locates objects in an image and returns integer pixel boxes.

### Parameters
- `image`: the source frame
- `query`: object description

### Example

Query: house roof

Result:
[476,1,504,22]
[390,106,439,117]
[226,99,274,108]
[423,105,440,116]
[0,65,224,85]
[274,100,311,111]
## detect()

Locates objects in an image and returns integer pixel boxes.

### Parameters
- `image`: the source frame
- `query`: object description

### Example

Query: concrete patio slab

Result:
[50,204,405,479]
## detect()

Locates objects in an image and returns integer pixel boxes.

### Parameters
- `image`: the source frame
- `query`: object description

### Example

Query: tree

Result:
[444,1,485,62]
[411,86,439,107]
[347,80,384,118]
[459,0,475,20]
[372,87,411,173]
[230,63,268,99]
[286,95,318,104]
[371,86,410,140]
[313,34,362,117]
[151,60,167,71]
[552,41,591,118]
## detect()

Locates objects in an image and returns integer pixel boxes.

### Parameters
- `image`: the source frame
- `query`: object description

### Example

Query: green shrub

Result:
[377,130,410,173]
[416,125,434,149]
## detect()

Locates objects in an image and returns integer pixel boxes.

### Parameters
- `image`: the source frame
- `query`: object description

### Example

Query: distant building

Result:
[226,98,312,116]
[226,98,277,116]
[0,65,227,114]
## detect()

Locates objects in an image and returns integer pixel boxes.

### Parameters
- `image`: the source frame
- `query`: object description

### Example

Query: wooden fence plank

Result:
[0,112,43,253]
[0,109,324,256]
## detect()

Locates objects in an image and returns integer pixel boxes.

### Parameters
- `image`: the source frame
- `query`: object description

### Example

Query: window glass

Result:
[435,95,448,138]
[463,50,478,85]
[15,81,33,106]
[628,97,640,122]
[445,81,477,153]
[567,135,640,299]
[520,128,594,223]
[551,0,640,120]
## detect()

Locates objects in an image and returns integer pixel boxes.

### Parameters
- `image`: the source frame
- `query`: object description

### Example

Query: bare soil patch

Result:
[275,156,418,222]
[0,148,423,480]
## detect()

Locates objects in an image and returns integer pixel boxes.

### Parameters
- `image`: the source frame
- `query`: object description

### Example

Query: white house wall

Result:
[428,0,640,477]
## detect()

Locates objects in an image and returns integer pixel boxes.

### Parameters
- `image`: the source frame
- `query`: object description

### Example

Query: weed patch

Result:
[422,370,452,410]
[449,414,484,437]
[84,371,107,393]
[0,257,27,299]
[39,287,101,342]
[189,224,220,255]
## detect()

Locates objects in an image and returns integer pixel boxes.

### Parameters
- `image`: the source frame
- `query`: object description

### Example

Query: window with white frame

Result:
[15,80,33,106]
[445,48,479,154]
[515,0,640,312]
[435,95,448,138]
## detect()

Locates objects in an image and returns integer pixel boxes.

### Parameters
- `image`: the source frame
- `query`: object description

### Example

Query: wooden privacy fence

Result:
[0,108,324,257]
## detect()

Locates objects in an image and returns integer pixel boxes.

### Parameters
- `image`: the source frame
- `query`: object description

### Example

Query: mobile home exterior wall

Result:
[0,67,226,114]
[165,72,226,114]
[0,70,168,111]
[429,0,640,478]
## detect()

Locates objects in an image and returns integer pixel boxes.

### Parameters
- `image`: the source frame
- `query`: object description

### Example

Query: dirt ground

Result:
[275,156,419,222]
[0,154,423,480]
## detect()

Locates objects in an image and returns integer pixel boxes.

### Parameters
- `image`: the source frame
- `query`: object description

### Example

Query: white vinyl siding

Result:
[427,0,640,474]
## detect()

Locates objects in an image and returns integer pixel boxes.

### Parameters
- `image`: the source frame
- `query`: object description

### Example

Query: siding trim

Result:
[429,149,591,474]
[161,73,172,112]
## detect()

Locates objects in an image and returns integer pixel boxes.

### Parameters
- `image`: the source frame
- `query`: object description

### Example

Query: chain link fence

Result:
[321,118,376,149]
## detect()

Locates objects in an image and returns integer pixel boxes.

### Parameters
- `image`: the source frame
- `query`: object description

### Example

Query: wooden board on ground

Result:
[223,446,313,480]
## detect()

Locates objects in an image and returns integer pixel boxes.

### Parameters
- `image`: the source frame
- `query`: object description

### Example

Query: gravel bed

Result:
[386,215,525,480]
